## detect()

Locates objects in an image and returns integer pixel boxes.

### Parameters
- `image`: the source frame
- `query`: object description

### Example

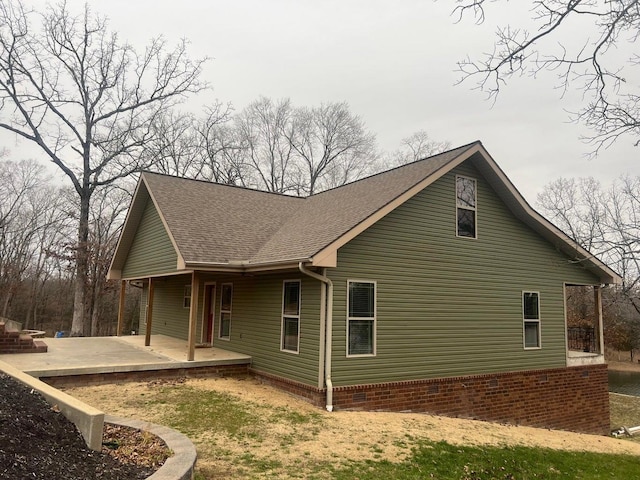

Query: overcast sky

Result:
[6,0,638,202]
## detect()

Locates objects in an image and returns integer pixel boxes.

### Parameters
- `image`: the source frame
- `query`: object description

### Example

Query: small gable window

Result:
[523,291,541,349]
[281,280,301,353]
[456,175,477,238]
[219,283,233,340]
[347,280,376,357]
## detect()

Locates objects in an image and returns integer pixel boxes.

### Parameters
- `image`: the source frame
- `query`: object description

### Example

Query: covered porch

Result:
[116,271,242,362]
[565,284,606,367]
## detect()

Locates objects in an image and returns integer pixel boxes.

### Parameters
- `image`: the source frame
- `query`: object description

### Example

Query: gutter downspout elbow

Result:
[299,262,334,412]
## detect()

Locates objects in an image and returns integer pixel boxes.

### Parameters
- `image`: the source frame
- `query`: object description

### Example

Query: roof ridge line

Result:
[141,171,306,199]
[307,140,481,198]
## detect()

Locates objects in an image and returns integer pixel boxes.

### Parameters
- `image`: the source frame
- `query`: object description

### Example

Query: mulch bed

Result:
[0,373,169,479]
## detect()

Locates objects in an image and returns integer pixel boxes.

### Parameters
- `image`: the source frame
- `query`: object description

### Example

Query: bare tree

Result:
[0,159,70,320]
[144,102,235,181]
[145,97,380,195]
[286,102,377,195]
[453,0,640,153]
[538,175,640,309]
[235,97,298,194]
[387,130,451,166]
[0,1,207,335]
[143,111,202,178]
[86,184,130,336]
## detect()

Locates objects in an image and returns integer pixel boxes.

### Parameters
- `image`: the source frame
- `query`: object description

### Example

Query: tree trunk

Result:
[1,288,12,318]
[90,305,99,337]
[70,190,90,336]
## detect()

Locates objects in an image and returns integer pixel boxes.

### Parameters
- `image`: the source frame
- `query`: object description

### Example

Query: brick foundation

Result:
[253,365,609,435]
[41,362,610,435]
[42,363,249,388]
[250,368,326,407]
[332,365,610,435]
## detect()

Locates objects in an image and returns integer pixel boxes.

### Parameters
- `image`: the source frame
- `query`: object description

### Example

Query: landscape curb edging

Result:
[0,360,104,451]
[105,415,197,480]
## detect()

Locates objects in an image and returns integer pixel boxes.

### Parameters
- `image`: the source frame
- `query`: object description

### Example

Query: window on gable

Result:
[347,280,376,356]
[456,176,477,238]
[183,285,192,309]
[523,291,541,349]
[281,281,301,353]
[219,283,232,340]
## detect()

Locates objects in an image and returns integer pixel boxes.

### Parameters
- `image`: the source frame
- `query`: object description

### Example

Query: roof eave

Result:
[470,145,622,285]
[183,257,313,273]
[310,142,482,265]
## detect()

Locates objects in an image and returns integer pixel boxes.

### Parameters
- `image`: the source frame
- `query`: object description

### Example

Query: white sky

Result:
[5,0,638,203]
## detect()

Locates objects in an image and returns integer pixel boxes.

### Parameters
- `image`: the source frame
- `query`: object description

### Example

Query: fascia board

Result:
[472,145,622,285]
[119,269,195,282]
[142,174,187,272]
[107,177,148,279]
[311,143,482,265]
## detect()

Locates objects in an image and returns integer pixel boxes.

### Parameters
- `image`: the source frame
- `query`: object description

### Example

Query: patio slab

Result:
[0,335,251,378]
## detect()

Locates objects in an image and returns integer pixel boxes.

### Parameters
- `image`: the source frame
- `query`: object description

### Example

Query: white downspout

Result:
[299,262,334,412]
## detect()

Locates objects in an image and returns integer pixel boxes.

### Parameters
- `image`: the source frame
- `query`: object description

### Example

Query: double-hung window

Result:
[347,280,376,356]
[219,283,232,340]
[523,291,541,349]
[456,175,477,238]
[281,281,301,353]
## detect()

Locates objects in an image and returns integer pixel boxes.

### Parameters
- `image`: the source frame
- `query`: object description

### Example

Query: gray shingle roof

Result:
[142,174,303,264]
[109,140,620,284]
[250,143,476,263]
[142,142,478,266]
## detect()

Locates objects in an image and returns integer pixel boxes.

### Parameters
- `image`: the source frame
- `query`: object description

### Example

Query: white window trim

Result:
[183,285,192,309]
[346,279,377,358]
[455,175,478,239]
[280,279,301,354]
[218,283,232,341]
[523,290,542,350]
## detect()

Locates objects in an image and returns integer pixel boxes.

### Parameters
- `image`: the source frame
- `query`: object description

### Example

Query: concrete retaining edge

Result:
[0,359,197,478]
[105,415,197,480]
[0,359,104,450]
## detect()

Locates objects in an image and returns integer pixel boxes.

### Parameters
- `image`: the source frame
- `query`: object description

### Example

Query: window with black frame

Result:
[281,280,301,353]
[456,175,477,238]
[347,280,376,356]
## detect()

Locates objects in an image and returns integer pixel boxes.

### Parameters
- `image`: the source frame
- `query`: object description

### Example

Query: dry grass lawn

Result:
[65,371,640,479]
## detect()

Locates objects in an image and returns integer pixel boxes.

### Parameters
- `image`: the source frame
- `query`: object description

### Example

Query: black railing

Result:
[567,326,597,353]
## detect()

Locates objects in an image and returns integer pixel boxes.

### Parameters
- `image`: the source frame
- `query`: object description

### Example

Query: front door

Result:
[205,285,216,345]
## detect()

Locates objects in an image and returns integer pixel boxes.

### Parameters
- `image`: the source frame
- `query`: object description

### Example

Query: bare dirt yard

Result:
[64,371,640,479]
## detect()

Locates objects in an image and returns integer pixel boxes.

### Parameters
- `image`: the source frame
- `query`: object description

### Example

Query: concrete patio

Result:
[0,334,251,379]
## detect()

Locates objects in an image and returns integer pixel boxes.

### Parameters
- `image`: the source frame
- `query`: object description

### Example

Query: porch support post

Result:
[145,278,155,347]
[116,280,126,336]
[187,271,200,361]
[594,285,604,354]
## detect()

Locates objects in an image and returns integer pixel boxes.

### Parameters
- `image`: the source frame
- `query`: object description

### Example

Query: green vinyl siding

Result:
[139,274,192,340]
[328,161,599,387]
[140,271,322,387]
[121,199,178,279]
[207,272,322,387]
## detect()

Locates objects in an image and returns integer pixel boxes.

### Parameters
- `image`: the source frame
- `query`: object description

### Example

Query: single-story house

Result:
[108,141,620,434]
